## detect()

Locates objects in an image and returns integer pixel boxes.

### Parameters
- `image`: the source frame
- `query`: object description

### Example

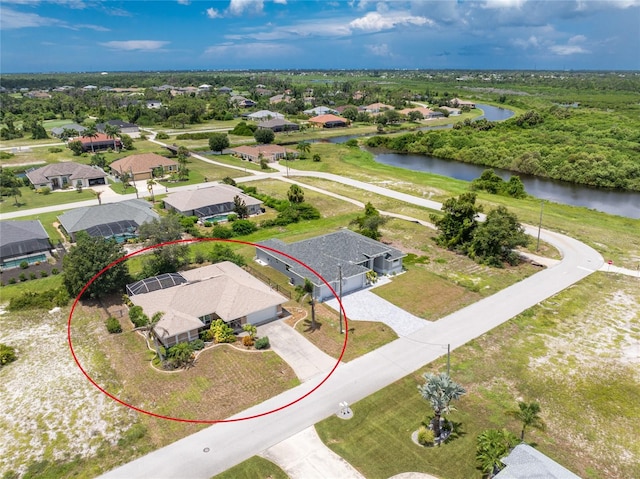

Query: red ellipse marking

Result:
[67,237,348,424]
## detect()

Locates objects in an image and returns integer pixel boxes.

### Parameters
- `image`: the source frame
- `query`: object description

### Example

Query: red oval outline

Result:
[67,237,349,424]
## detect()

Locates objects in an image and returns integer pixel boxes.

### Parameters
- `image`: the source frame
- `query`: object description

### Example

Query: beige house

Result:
[127,262,288,348]
[229,144,298,162]
[110,153,178,181]
[163,183,263,219]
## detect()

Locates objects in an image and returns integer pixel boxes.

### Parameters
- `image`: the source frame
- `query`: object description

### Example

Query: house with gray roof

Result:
[163,184,262,220]
[57,199,159,242]
[494,444,582,478]
[0,220,52,269]
[303,106,337,116]
[256,229,405,301]
[25,162,107,190]
[51,123,86,138]
[257,118,300,133]
[244,110,284,121]
[128,262,288,348]
[96,119,140,138]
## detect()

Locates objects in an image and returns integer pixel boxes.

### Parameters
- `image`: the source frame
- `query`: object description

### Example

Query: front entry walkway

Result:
[258,321,337,382]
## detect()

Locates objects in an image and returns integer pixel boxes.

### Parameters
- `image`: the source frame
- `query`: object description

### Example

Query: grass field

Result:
[212,456,287,479]
[0,186,97,214]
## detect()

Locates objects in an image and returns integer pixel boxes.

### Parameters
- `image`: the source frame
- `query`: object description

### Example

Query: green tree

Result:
[104,124,121,151]
[176,146,190,180]
[242,323,257,339]
[475,428,518,476]
[508,401,546,441]
[138,216,190,276]
[90,152,107,169]
[296,141,311,159]
[287,184,305,204]
[62,231,130,299]
[233,195,249,219]
[408,110,424,122]
[67,140,83,156]
[254,128,275,144]
[120,133,134,150]
[417,372,466,440]
[430,192,481,251]
[468,206,529,267]
[147,178,155,203]
[505,176,526,198]
[208,132,230,152]
[351,202,388,240]
[31,122,48,140]
[341,106,358,122]
[83,123,98,153]
[207,243,246,266]
[0,167,23,205]
[166,342,195,369]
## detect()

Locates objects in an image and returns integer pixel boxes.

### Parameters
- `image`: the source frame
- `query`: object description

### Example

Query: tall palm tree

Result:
[417,372,466,440]
[147,178,155,203]
[134,311,165,364]
[296,141,311,159]
[476,428,518,477]
[508,401,545,441]
[84,123,99,153]
[104,124,121,151]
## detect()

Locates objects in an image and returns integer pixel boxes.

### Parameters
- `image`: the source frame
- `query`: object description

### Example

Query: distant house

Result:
[303,106,337,116]
[308,114,349,129]
[256,118,300,133]
[127,262,288,347]
[229,144,297,163]
[73,133,122,152]
[439,106,461,116]
[269,94,292,104]
[110,153,178,181]
[364,103,394,114]
[163,184,263,220]
[25,162,107,190]
[494,444,581,479]
[230,95,256,108]
[146,100,163,109]
[51,123,86,138]
[0,220,52,269]
[450,98,476,109]
[398,107,444,119]
[245,110,284,121]
[97,120,140,138]
[57,199,159,242]
[255,87,273,97]
[256,229,405,301]
[218,86,233,94]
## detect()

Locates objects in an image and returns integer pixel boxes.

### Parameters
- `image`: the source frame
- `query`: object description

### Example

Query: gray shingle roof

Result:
[163,184,262,215]
[258,229,404,285]
[25,162,107,185]
[58,199,159,235]
[0,220,51,260]
[495,444,582,479]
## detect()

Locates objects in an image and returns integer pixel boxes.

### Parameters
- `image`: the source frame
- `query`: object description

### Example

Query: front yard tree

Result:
[208,133,229,153]
[287,184,305,204]
[475,428,519,476]
[296,141,311,159]
[418,372,466,441]
[254,128,275,144]
[508,401,546,441]
[351,202,388,240]
[104,124,121,151]
[63,231,130,299]
[233,195,249,219]
[430,192,481,251]
[138,215,190,276]
[468,206,529,267]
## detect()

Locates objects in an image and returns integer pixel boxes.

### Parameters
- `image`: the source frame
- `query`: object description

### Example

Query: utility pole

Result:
[338,264,343,334]
[536,200,544,252]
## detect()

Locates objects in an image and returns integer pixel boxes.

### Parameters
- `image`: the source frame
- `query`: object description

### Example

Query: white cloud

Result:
[0,8,62,29]
[550,44,589,55]
[483,0,526,9]
[228,0,264,16]
[350,11,432,32]
[367,43,391,56]
[75,24,110,32]
[568,34,587,44]
[513,35,540,49]
[206,8,222,19]
[204,41,298,58]
[273,0,287,4]
[177,0,191,4]
[100,40,170,51]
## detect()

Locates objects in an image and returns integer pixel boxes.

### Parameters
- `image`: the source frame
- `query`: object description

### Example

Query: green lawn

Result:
[0,187,98,214]
[212,456,287,479]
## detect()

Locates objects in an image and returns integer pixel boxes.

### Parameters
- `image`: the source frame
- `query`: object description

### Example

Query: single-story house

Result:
[303,106,337,116]
[244,110,284,121]
[146,100,163,109]
[398,107,444,119]
[256,229,405,301]
[127,262,288,348]
[308,114,350,129]
[494,444,581,479]
[230,95,256,108]
[439,106,461,116]
[256,118,300,133]
[110,153,178,181]
[0,220,52,269]
[57,199,159,242]
[450,98,476,109]
[72,133,122,152]
[269,94,292,104]
[25,162,107,190]
[218,86,233,94]
[255,87,273,96]
[96,120,140,138]
[163,184,263,220]
[229,144,298,163]
[51,123,86,138]
[364,102,394,114]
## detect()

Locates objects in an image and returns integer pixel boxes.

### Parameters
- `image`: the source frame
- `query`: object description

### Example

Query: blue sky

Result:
[1,0,639,73]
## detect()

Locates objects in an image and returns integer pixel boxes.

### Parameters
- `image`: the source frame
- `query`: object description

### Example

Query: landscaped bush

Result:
[210,225,234,239]
[242,335,255,347]
[48,147,63,153]
[231,219,258,236]
[194,250,206,264]
[106,317,122,334]
[0,343,17,367]
[200,329,214,342]
[254,336,270,350]
[37,186,52,195]
[51,268,59,275]
[8,287,69,310]
[210,319,236,343]
[189,339,205,350]
[8,278,16,285]
[128,305,148,328]
[40,271,48,278]
[417,426,435,446]
[19,273,27,282]
[155,132,170,140]
[29,273,37,280]
[20,261,28,269]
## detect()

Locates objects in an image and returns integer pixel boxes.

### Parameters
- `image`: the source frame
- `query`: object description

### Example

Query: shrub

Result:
[200,329,214,342]
[37,186,52,195]
[19,273,27,282]
[9,278,16,284]
[48,147,63,153]
[210,319,236,343]
[0,344,17,367]
[20,261,29,269]
[255,336,270,350]
[190,339,205,350]
[29,272,37,280]
[417,426,435,446]
[226,213,238,222]
[210,225,234,239]
[242,335,255,347]
[194,250,206,264]
[106,317,122,334]
[51,268,59,275]
[203,221,212,227]
[156,132,170,140]
[40,270,48,278]
[129,305,148,328]
[8,287,69,310]
[231,219,258,236]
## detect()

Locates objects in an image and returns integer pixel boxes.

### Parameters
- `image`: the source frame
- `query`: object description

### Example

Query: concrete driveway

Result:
[325,283,431,337]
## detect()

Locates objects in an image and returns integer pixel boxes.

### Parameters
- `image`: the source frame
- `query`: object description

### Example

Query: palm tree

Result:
[508,401,545,441]
[167,342,195,369]
[296,141,311,159]
[104,124,121,151]
[287,184,305,204]
[147,178,155,203]
[475,428,518,477]
[417,372,466,440]
[134,311,165,364]
[84,123,99,153]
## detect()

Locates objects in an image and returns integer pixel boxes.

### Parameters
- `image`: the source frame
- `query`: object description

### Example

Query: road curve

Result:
[98,164,604,478]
